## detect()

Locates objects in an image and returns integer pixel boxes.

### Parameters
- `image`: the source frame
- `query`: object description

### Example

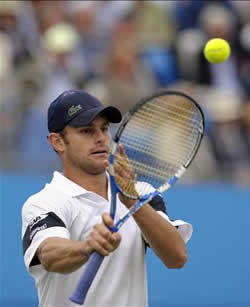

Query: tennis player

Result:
[21,90,193,307]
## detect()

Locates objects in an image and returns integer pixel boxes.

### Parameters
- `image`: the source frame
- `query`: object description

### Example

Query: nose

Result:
[95,129,106,143]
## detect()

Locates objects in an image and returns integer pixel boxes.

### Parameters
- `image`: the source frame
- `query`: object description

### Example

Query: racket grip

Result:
[69,252,104,305]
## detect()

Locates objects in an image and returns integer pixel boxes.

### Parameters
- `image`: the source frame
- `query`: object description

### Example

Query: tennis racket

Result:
[70,90,204,305]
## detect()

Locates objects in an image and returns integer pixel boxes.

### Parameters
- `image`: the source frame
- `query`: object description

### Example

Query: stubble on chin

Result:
[78,161,107,176]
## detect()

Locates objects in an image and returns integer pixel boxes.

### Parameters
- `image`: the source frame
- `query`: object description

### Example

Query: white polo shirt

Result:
[21,171,192,307]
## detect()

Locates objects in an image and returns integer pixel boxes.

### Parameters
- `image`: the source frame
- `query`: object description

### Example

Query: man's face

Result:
[60,115,111,175]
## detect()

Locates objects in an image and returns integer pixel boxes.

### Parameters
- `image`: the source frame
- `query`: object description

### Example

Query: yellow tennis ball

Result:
[204,38,231,64]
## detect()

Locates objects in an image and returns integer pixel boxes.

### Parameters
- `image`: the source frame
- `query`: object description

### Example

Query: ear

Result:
[48,133,65,153]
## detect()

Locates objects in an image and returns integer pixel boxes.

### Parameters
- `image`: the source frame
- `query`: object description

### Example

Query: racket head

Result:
[109,90,204,198]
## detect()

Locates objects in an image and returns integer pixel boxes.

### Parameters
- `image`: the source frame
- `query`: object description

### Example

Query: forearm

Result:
[133,204,187,268]
[37,237,88,274]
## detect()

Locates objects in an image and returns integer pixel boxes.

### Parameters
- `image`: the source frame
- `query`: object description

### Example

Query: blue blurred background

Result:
[1,0,250,306]
[1,173,250,306]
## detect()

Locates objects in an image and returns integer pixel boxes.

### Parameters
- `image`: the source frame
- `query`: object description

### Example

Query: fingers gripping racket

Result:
[70,90,204,305]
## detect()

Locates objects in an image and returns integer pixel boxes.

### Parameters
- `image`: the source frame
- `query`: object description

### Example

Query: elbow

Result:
[174,253,187,269]
[165,252,188,269]
[40,257,64,273]
[38,249,55,273]
[37,243,53,272]
[43,262,53,272]
[39,254,53,272]
[39,254,63,273]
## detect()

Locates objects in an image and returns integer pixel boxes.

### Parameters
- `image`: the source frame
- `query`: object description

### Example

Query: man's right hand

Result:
[85,213,121,257]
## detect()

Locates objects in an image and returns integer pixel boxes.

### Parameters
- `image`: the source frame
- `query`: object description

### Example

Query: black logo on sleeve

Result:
[149,195,167,215]
[22,211,66,257]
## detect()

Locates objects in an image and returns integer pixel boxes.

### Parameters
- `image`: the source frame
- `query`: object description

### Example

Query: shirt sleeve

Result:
[21,200,71,271]
[157,211,193,243]
[148,195,193,243]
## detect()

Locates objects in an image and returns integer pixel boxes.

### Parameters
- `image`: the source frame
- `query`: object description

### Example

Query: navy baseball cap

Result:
[48,89,122,132]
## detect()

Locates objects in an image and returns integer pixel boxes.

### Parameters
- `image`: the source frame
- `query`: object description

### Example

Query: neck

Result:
[63,167,108,200]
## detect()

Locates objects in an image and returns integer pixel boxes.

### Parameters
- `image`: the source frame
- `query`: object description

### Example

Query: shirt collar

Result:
[49,171,90,197]
[49,171,110,199]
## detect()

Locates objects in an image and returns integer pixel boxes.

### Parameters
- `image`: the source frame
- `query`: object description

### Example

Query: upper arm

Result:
[22,200,71,270]
[148,195,193,244]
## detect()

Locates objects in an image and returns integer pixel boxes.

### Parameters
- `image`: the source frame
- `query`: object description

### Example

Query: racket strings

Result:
[123,126,199,157]
[141,97,201,123]
[133,103,201,133]
[121,141,192,171]
[114,96,203,195]
[123,159,178,182]
[126,104,200,160]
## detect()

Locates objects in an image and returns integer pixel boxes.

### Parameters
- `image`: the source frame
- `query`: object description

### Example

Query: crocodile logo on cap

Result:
[68,104,82,116]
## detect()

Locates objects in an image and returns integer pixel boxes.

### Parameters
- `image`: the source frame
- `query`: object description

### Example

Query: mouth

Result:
[90,149,109,156]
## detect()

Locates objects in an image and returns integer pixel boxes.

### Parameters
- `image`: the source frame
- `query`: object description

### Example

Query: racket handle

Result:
[69,252,104,305]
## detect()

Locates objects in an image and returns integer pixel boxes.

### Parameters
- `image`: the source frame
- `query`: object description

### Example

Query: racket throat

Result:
[112,191,159,232]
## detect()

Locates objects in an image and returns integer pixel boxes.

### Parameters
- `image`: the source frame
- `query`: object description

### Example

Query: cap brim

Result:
[68,106,122,127]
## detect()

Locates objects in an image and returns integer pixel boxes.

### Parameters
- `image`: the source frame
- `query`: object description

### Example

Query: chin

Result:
[79,159,107,175]
[90,165,106,175]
